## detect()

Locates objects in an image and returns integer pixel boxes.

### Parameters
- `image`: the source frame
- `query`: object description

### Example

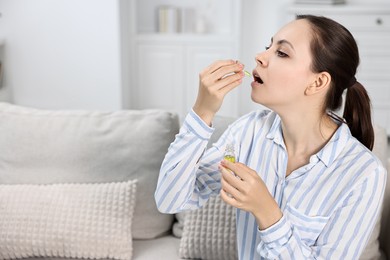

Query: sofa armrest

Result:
[374,123,390,257]
[379,157,390,258]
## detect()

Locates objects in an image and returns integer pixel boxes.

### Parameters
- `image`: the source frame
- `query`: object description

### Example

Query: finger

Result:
[200,72,243,101]
[220,189,237,207]
[199,65,243,92]
[220,166,244,193]
[215,72,244,92]
[221,182,241,201]
[213,63,244,81]
[220,166,243,188]
[221,160,249,181]
[201,59,236,76]
[221,159,245,180]
[222,77,243,94]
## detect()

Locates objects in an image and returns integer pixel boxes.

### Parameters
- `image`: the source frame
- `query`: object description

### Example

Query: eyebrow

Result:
[271,37,295,51]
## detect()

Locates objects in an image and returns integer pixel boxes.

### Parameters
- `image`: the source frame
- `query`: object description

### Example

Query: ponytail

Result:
[297,15,375,151]
[343,81,374,150]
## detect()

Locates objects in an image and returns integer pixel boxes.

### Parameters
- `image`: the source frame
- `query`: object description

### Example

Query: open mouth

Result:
[253,71,264,84]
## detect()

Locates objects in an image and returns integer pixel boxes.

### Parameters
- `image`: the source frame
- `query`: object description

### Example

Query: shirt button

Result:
[279,180,284,185]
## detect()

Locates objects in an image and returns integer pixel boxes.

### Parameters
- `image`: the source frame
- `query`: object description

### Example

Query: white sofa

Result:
[0,102,388,260]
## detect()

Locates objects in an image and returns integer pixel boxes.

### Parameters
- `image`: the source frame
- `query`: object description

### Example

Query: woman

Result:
[155,15,387,259]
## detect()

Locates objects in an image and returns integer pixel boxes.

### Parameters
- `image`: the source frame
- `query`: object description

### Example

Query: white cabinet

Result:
[128,0,241,118]
[135,42,185,113]
[287,4,390,135]
[133,36,237,117]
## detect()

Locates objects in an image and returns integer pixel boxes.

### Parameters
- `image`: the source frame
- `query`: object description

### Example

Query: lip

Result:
[251,80,262,88]
[252,69,264,85]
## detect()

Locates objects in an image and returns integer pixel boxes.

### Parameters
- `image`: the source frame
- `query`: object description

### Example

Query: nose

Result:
[255,50,268,67]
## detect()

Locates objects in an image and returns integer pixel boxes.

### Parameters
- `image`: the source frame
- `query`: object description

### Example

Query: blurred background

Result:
[0,0,389,135]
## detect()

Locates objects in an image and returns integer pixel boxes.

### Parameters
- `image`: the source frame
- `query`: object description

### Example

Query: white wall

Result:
[0,0,123,110]
[0,0,385,111]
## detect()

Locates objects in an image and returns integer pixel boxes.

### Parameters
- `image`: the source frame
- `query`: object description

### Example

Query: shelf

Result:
[136,33,235,43]
[288,3,390,14]
[135,0,238,35]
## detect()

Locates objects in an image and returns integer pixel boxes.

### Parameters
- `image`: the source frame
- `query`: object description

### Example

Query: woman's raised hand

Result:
[193,60,245,125]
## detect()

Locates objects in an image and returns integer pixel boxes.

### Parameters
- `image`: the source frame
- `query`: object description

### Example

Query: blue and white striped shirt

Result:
[155,109,387,259]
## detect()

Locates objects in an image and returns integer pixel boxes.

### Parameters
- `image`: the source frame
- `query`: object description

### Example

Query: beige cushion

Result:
[179,195,237,260]
[133,236,181,260]
[0,102,180,239]
[0,180,136,260]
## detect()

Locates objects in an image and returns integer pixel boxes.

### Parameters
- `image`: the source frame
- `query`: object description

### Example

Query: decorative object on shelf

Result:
[295,0,346,4]
[156,5,211,34]
[180,8,196,34]
[194,14,208,34]
[157,5,180,33]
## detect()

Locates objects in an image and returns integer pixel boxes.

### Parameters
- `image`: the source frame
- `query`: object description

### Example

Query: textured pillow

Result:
[0,180,136,260]
[179,195,237,260]
[0,102,180,239]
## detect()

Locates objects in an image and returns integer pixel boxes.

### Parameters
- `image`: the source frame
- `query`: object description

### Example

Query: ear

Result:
[305,72,331,96]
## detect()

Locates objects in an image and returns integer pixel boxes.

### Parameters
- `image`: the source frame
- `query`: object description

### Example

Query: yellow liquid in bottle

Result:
[224,155,236,163]
[224,144,237,178]
[224,143,236,163]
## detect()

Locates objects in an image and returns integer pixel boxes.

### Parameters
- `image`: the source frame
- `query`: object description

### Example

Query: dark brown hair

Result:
[296,14,374,150]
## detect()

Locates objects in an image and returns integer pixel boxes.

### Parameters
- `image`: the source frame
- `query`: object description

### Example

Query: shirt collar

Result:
[266,113,352,167]
[316,122,351,167]
[266,114,285,147]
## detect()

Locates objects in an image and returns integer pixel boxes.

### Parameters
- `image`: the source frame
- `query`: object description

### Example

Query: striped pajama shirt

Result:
[155,109,387,259]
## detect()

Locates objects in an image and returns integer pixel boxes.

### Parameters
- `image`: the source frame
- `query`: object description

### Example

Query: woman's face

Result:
[251,19,318,111]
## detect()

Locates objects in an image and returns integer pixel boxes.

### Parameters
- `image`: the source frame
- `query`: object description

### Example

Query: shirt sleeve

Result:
[256,165,387,259]
[154,109,235,214]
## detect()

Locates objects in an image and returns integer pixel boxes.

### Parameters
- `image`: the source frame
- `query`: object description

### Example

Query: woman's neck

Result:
[278,111,338,158]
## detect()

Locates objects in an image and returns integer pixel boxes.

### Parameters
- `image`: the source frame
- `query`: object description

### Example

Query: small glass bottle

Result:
[224,143,236,163]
